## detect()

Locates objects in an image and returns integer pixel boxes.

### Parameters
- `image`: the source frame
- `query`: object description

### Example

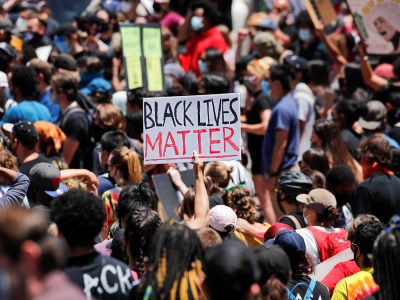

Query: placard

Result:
[314,0,337,25]
[346,0,400,55]
[120,23,164,92]
[143,93,241,165]
[152,170,195,220]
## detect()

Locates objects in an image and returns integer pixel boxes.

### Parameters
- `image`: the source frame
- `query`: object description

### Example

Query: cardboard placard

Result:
[152,169,195,220]
[143,93,242,165]
[303,0,321,28]
[314,0,337,25]
[120,23,164,92]
[346,0,400,55]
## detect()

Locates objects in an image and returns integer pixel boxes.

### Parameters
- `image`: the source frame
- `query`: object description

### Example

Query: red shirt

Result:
[321,260,360,296]
[179,26,227,76]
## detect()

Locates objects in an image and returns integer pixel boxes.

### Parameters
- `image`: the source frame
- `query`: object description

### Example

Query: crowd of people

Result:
[0,0,400,299]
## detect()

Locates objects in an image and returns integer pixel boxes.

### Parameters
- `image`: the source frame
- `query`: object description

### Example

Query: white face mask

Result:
[299,28,312,42]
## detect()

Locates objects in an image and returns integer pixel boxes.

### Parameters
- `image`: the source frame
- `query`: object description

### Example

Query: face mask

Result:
[243,76,258,92]
[198,59,207,74]
[299,28,312,42]
[303,208,309,225]
[24,31,42,43]
[15,17,27,32]
[261,79,269,94]
[326,112,333,121]
[190,16,204,32]
[50,93,59,104]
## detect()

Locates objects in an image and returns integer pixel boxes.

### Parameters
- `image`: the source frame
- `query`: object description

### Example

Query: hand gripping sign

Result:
[143,93,241,164]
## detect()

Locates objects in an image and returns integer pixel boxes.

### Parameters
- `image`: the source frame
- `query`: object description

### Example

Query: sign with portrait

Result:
[346,0,400,55]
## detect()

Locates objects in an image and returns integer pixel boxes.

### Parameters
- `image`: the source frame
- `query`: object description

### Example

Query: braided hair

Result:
[136,223,206,300]
[124,207,161,276]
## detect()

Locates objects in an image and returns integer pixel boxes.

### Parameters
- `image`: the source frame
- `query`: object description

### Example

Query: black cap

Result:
[4,121,38,145]
[284,54,309,72]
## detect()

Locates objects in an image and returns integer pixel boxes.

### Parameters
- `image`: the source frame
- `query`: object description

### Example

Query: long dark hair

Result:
[136,223,206,299]
[314,119,359,175]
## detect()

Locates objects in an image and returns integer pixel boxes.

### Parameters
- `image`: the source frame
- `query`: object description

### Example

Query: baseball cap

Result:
[29,163,68,197]
[258,18,278,31]
[264,222,293,240]
[358,100,387,131]
[274,229,306,257]
[374,63,395,79]
[81,78,112,95]
[209,205,237,233]
[0,42,17,59]
[53,54,78,72]
[3,121,38,145]
[253,32,282,58]
[253,245,291,284]
[0,71,9,88]
[296,188,337,214]
[284,54,309,72]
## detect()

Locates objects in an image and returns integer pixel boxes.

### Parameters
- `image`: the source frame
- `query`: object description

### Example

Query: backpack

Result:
[286,279,316,300]
[306,227,350,262]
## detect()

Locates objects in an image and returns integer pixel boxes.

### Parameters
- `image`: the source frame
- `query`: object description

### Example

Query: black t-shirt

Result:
[59,106,92,169]
[341,129,362,161]
[287,275,330,300]
[351,173,400,224]
[66,251,133,300]
[279,211,307,229]
[245,91,273,149]
[19,154,52,176]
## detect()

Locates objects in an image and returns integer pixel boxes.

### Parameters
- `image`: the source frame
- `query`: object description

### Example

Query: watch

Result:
[268,171,280,177]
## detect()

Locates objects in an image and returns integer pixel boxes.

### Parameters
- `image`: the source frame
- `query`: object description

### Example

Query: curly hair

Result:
[223,186,258,223]
[117,182,155,224]
[124,207,161,275]
[0,149,18,171]
[51,190,106,246]
[359,136,392,167]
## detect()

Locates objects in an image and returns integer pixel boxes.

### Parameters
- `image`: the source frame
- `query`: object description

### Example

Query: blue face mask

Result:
[261,80,269,94]
[50,93,59,104]
[190,16,204,32]
[198,59,207,74]
[299,28,312,42]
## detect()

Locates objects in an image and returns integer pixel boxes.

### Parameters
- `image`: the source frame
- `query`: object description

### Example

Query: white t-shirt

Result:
[297,226,342,265]
[293,82,316,160]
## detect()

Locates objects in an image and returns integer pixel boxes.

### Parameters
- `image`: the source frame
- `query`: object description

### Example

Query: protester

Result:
[331,217,385,299]
[51,189,133,299]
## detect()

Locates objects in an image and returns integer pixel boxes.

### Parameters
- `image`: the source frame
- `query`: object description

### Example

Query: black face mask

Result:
[98,22,110,33]
[24,31,43,43]
[153,2,162,13]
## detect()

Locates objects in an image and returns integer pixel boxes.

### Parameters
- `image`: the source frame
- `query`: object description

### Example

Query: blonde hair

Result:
[109,146,142,184]
[95,103,125,131]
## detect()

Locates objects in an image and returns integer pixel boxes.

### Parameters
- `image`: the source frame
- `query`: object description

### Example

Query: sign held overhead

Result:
[143,93,241,164]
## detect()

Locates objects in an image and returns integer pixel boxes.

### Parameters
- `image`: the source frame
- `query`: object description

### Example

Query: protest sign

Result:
[152,169,195,219]
[120,23,164,92]
[314,0,337,25]
[346,0,400,55]
[143,93,242,165]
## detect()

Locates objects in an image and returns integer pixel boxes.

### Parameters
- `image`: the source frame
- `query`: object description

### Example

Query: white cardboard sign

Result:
[347,0,400,55]
[143,93,241,165]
